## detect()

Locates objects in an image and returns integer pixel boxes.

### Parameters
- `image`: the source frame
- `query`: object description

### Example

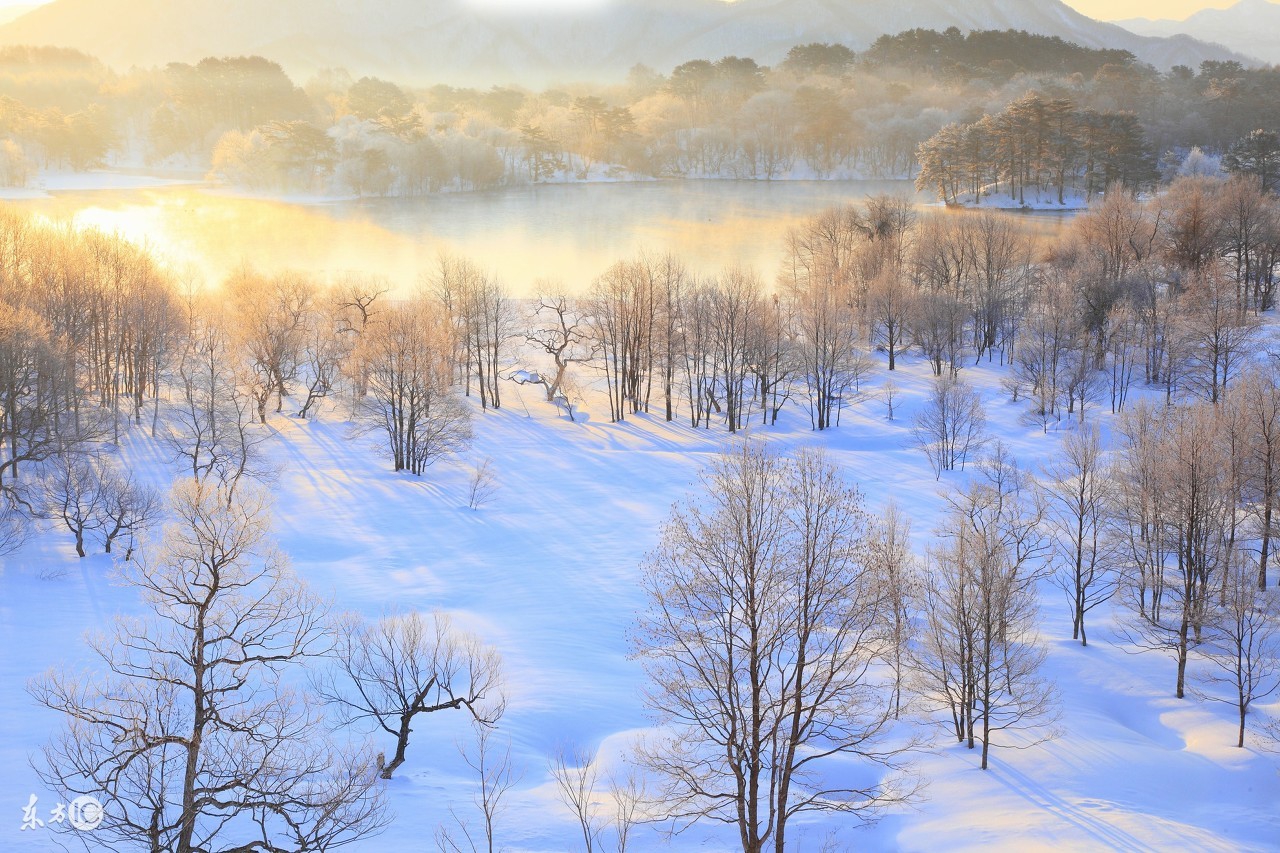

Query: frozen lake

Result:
[10,179,947,293]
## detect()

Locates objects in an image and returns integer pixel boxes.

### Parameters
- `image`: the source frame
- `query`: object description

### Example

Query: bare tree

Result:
[881,377,899,421]
[550,744,604,853]
[607,765,648,853]
[1042,424,1118,645]
[29,479,388,852]
[783,221,866,430]
[706,267,762,433]
[0,300,68,494]
[867,267,914,371]
[633,442,912,853]
[1178,269,1260,404]
[0,488,28,556]
[1233,366,1280,589]
[588,257,657,423]
[1005,277,1079,431]
[436,721,520,853]
[468,457,498,510]
[166,314,275,501]
[358,299,471,475]
[916,448,1056,769]
[910,375,988,478]
[523,291,596,405]
[781,204,882,429]
[333,274,388,413]
[1115,401,1232,698]
[867,501,916,719]
[95,461,161,559]
[296,288,353,418]
[41,453,105,557]
[748,292,797,426]
[317,610,503,779]
[433,256,512,411]
[227,269,314,419]
[1196,555,1280,747]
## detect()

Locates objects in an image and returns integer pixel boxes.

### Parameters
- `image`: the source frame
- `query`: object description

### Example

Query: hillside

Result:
[1117,0,1280,65]
[2,340,1278,852]
[0,0,1254,84]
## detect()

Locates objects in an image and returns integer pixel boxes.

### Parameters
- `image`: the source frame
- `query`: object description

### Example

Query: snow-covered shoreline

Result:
[0,165,921,207]
[0,169,208,200]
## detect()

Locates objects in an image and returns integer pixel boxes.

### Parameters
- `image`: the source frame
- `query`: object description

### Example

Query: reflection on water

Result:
[8,180,1068,294]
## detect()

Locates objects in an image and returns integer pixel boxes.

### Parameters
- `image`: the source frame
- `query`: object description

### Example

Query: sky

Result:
[0,0,1256,22]
[1065,0,1241,19]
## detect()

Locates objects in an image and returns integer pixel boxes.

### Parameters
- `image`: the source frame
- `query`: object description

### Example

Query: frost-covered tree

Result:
[166,314,274,501]
[1232,367,1280,589]
[432,255,512,411]
[357,299,471,475]
[782,206,867,430]
[916,447,1056,769]
[1041,424,1118,645]
[0,300,66,493]
[867,501,916,719]
[1115,402,1232,698]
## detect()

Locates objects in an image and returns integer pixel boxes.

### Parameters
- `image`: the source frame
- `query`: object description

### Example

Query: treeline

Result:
[915,92,1158,205]
[4,170,1280,549]
[864,27,1137,80]
[2,170,1280,504]
[0,30,1276,195]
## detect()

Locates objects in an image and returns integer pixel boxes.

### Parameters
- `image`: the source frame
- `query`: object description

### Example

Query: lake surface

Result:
[7,179,1067,294]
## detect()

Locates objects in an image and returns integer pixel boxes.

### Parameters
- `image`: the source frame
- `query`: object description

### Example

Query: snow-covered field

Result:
[2,348,1279,851]
[950,185,1093,211]
[0,169,207,201]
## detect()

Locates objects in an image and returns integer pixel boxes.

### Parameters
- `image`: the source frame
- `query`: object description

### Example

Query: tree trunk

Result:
[380,716,413,779]
[1176,618,1189,699]
[1260,499,1273,591]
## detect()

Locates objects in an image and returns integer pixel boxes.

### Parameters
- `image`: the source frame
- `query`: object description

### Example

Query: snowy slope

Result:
[1,340,1278,851]
[1117,0,1280,66]
[0,0,1253,84]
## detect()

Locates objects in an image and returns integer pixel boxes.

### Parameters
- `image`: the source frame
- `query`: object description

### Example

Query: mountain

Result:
[0,0,1254,84]
[0,5,40,27]
[1117,0,1280,66]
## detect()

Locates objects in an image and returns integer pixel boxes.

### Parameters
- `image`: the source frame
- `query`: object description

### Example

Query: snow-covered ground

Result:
[950,185,1093,211]
[1,349,1278,851]
[0,169,206,201]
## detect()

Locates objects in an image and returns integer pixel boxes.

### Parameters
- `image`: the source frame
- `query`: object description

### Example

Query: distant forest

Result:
[0,28,1277,198]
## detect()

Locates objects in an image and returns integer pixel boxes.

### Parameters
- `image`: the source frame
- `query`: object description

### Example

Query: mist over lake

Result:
[13,179,942,292]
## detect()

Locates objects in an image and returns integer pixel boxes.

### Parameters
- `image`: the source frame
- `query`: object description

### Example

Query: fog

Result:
[17,179,941,294]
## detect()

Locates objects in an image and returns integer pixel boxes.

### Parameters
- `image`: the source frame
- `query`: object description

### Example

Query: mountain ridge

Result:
[1117,0,1279,65]
[0,0,1255,84]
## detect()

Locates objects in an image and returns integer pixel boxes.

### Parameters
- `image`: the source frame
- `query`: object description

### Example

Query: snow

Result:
[949,184,1094,212]
[0,169,205,201]
[1,345,1279,851]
